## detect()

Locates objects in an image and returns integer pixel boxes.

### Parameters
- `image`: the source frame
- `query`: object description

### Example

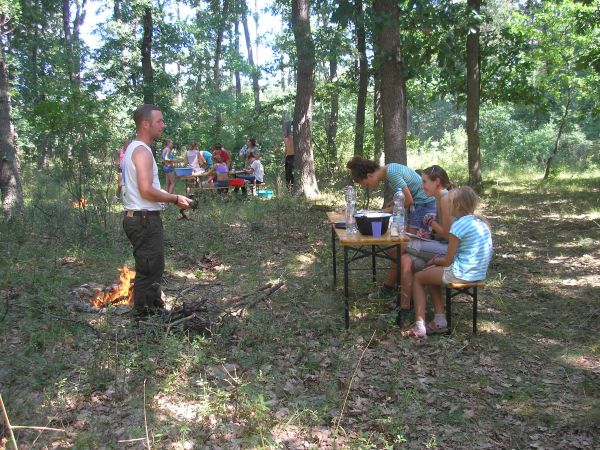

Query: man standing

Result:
[122,105,192,317]
[283,121,294,191]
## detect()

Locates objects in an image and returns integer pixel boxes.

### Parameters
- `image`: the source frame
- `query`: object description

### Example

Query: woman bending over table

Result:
[346,156,436,320]
[185,141,206,174]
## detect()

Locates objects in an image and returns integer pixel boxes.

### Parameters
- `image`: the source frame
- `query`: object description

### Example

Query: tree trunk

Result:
[326,54,338,174]
[0,29,23,220]
[71,0,86,90]
[62,0,75,85]
[466,0,482,192]
[373,42,383,163]
[354,0,368,157]
[242,1,260,111]
[291,0,319,199]
[373,0,407,203]
[543,89,572,180]
[234,18,241,100]
[141,6,154,104]
[114,0,121,21]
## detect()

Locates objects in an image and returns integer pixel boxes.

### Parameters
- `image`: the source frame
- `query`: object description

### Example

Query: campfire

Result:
[89,266,135,308]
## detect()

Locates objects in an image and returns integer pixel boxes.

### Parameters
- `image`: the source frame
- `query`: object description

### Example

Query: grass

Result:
[1,170,599,448]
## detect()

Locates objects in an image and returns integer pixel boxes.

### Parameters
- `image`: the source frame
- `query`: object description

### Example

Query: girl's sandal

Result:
[401,325,427,339]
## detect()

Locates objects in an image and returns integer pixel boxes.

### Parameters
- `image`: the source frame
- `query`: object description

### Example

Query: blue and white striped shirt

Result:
[450,215,493,281]
[386,163,433,204]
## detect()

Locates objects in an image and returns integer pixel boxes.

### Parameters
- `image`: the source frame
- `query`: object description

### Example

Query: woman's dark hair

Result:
[346,156,379,182]
[248,138,256,147]
[422,165,451,189]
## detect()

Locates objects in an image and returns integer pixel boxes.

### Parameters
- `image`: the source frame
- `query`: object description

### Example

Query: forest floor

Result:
[1,173,599,449]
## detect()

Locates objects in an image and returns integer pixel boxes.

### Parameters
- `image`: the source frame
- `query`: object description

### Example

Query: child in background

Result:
[240,152,264,194]
[116,140,131,198]
[403,186,493,338]
[205,154,229,190]
[161,139,176,194]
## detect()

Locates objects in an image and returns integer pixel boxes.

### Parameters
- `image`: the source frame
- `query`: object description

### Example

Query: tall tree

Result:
[373,0,407,201]
[141,6,154,104]
[241,0,260,111]
[326,51,338,173]
[353,0,368,156]
[0,14,23,219]
[234,15,241,100]
[466,0,482,192]
[291,0,319,199]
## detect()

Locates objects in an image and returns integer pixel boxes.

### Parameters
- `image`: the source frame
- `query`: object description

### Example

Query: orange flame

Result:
[90,266,135,308]
[72,198,88,208]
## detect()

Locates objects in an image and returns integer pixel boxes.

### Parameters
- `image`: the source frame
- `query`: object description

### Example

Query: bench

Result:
[445,281,485,335]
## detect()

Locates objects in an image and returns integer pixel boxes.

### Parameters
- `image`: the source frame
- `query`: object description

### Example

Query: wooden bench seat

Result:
[445,281,485,335]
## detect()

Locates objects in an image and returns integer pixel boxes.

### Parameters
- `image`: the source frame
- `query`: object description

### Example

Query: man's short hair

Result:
[133,104,161,127]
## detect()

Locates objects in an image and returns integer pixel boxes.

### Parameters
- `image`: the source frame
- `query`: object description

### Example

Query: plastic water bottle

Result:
[344,186,358,234]
[391,190,405,236]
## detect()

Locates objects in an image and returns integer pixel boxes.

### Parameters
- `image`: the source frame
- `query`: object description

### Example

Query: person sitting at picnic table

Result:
[204,154,229,190]
[239,138,259,168]
[402,186,493,338]
[212,143,231,169]
[346,156,436,314]
[185,141,206,174]
[239,151,264,194]
[400,165,455,319]
[161,139,176,194]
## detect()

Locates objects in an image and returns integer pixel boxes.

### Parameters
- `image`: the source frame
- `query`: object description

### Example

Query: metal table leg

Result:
[331,226,337,288]
[395,244,402,326]
[372,245,376,282]
[344,246,349,329]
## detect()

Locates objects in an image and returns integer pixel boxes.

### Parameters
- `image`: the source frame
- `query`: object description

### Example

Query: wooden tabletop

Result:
[179,173,207,180]
[327,212,410,246]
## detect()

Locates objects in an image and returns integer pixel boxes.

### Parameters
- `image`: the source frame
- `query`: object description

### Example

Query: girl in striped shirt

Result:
[403,186,493,338]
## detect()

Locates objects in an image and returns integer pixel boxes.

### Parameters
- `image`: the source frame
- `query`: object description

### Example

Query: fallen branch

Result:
[336,330,376,431]
[0,393,19,450]
[229,281,285,311]
[165,313,198,335]
[10,426,65,432]
[143,380,151,450]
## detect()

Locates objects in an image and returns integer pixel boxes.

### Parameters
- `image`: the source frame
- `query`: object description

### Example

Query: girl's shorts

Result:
[442,266,468,285]
[163,165,175,174]
[406,239,448,271]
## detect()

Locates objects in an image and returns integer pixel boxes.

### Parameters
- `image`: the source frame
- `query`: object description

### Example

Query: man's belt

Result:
[125,210,161,217]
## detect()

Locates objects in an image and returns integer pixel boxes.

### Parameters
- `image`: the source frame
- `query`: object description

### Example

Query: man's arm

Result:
[133,146,192,209]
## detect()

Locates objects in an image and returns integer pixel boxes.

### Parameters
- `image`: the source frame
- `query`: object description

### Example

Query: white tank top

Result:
[186,150,200,170]
[123,140,162,211]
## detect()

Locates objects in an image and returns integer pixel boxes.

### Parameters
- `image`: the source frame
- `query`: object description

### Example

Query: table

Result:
[179,173,209,196]
[327,212,410,329]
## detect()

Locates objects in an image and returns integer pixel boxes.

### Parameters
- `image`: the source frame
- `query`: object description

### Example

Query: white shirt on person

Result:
[250,159,264,183]
[123,140,162,211]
